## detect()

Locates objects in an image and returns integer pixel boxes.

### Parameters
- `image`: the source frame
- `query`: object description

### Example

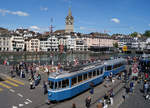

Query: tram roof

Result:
[48,61,105,79]
[104,58,126,66]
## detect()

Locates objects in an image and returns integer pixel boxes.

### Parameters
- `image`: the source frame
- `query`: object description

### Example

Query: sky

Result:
[0,0,150,35]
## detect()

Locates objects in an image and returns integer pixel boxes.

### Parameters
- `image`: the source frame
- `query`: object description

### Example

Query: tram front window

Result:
[49,81,54,89]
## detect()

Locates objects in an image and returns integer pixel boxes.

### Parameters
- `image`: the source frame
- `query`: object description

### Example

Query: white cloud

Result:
[78,26,98,32]
[29,26,49,33]
[40,7,48,11]
[79,26,86,30]
[111,18,120,23]
[0,9,29,16]
[149,24,150,27]
[30,26,40,30]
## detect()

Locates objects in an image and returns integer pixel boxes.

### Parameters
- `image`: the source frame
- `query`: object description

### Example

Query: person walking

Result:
[97,99,103,108]
[85,96,91,108]
[43,81,48,95]
[30,79,34,89]
[72,103,76,108]
[89,82,94,94]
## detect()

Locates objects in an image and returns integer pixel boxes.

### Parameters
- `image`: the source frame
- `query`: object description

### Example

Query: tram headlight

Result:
[48,93,52,96]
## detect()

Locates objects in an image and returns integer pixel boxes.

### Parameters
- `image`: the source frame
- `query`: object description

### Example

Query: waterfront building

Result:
[118,37,134,49]
[64,35,76,51]
[15,28,38,39]
[0,33,13,51]
[11,35,25,51]
[65,8,74,33]
[85,35,117,51]
[40,35,59,52]
[139,41,146,50]
[75,36,88,51]
[25,38,40,52]
[0,33,24,52]
[145,38,150,50]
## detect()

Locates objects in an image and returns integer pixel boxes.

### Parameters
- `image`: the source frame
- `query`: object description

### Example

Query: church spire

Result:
[68,8,72,16]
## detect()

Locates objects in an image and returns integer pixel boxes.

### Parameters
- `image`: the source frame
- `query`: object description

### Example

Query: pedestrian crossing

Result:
[0,77,24,92]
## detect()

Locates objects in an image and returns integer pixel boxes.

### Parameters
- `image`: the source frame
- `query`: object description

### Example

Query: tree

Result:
[143,30,150,37]
[130,32,138,37]
[113,42,118,48]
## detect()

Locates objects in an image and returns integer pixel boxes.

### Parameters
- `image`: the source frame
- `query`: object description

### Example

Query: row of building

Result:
[0,31,117,52]
[1,29,150,52]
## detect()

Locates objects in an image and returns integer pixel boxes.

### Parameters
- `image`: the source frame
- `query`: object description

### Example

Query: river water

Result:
[0,52,139,65]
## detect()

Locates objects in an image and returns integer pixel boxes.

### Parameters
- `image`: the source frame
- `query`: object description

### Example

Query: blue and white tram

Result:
[48,58,126,101]
[103,58,127,77]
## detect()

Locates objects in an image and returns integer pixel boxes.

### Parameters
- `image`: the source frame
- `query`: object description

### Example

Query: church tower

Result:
[65,8,74,33]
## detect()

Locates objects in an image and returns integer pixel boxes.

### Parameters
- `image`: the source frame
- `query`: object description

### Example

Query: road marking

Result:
[18,104,24,107]
[6,77,24,85]
[0,82,11,89]
[24,101,29,104]
[9,89,15,93]
[12,106,18,108]
[0,88,3,91]
[4,80,19,87]
[17,93,23,98]
[26,99,32,103]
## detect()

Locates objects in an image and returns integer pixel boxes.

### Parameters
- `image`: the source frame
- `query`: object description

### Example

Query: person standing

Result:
[85,96,91,108]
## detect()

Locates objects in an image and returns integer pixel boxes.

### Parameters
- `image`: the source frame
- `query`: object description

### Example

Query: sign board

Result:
[132,63,138,77]
[122,45,127,52]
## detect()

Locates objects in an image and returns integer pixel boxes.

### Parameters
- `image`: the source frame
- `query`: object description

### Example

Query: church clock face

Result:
[68,18,72,25]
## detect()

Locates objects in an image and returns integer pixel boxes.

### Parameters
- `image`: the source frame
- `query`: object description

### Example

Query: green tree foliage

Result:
[130,32,138,37]
[113,42,118,48]
[143,30,150,37]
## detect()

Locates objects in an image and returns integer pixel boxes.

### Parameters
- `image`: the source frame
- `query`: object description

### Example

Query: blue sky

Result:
[0,0,150,34]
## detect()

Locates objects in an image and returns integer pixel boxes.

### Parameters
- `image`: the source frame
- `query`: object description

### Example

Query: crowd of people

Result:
[1,60,50,95]
[2,55,150,108]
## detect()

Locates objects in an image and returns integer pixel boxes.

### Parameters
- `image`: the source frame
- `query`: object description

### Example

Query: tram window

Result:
[117,64,119,68]
[58,81,62,89]
[55,82,58,89]
[97,69,100,75]
[88,72,92,78]
[107,66,112,70]
[49,81,54,89]
[84,73,87,80]
[93,70,96,77]
[78,75,82,82]
[100,68,103,74]
[71,77,77,86]
[114,64,117,69]
[62,79,69,88]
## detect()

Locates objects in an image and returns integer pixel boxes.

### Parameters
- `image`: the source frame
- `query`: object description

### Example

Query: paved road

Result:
[0,65,126,108]
[119,82,150,108]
